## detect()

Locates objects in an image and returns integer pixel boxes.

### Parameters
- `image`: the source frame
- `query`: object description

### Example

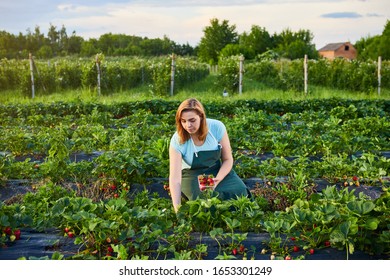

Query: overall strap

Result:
[190,130,222,158]
[190,137,199,158]
[209,131,222,149]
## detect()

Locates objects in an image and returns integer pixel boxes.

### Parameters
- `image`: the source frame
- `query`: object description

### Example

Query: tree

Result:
[355,20,390,60]
[355,35,381,60]
[239,25,272,57]
[80,39,99,56]
[68,31,83,55]
[140,36,174,56]
[379,20,390,60]
[274,28,318,59]
[25,26,45,54]
[59,25,69,55]
[197,18,238,65]
[220,43,255,59]
[47,23,59,55]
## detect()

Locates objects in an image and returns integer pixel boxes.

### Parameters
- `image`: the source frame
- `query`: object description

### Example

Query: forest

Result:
[0,18,389,62]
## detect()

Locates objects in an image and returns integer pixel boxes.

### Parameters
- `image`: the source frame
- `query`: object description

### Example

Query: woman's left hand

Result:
[212,178,221,190]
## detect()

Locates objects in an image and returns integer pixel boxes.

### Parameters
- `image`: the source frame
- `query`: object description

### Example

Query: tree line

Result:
[0,18,389,63]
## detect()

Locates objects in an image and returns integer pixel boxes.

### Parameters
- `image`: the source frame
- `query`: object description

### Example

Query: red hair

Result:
[175,98,208,144]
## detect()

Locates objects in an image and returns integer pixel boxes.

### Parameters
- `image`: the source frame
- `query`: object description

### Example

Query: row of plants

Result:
[0,55,209,96]
[0,98,389,259]
[1,98,389,118]
[3,108,389,158]
[0,102,389,184]
[218,56,390,93]
[2,55,390,97]
[1,182,389,260]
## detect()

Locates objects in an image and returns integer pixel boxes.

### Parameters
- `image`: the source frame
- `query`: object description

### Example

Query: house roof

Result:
[318,42,351,52]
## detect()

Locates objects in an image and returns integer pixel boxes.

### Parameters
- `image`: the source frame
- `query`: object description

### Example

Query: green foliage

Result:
[245,58,390,92]
[0,56,209,96]
[216,55,241,93]
[198,18,238,65]
[0,98,389,259]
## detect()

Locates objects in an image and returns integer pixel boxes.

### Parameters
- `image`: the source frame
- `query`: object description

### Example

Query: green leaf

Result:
[347,201,375,215]
[293,207,306,223]
[340,221,351,237]
[348,242,355,255]
[210,227,224,239]
[365,218,379,230]
[330,230,345,243]
[224,217,241,229]
[88,220,99,231]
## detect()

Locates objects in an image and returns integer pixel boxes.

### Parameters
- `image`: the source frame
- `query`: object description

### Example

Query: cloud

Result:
[366,13,382,17]
[321,12,363,18]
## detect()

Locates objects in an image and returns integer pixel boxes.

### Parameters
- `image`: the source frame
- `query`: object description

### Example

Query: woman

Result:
[169,98,249,212]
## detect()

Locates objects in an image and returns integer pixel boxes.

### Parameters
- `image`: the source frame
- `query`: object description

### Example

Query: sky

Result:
[0,0,389,49]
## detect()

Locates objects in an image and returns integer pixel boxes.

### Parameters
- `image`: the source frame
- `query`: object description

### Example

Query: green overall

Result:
[181,144,249,201]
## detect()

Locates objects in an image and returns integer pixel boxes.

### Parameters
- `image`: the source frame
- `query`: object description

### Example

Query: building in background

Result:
[318,42,357,60]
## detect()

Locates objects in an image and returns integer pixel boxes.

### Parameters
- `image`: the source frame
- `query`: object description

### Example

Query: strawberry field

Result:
[1,98,390,260]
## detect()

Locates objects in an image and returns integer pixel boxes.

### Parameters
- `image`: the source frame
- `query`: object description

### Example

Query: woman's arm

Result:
[214,131,234,187]
[169,146,183,213]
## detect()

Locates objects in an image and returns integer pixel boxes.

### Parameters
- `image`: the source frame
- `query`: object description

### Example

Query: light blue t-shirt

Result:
[170,118,226,169]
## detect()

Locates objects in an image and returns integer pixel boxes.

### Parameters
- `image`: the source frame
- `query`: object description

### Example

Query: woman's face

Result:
[180,110,201,135]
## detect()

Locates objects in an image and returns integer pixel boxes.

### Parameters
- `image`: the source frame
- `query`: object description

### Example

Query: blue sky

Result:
[0,0,388,49]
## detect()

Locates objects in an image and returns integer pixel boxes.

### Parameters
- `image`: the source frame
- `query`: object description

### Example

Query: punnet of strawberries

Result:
[198,174,215,191]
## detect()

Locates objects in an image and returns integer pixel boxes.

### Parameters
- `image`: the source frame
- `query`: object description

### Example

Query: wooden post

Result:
[29,53,35,98]
[170,53,176,96]
[239,55,244,95]
[304,54,308,95]
[141,64,144,85]
[96,54,101,96]
[378,56,382,95]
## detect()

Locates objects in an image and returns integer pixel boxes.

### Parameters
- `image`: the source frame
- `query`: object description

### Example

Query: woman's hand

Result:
[212,177,221,190]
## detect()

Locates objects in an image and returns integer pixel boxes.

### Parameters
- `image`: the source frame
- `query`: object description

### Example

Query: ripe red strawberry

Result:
[293,245,299,252]
[107,246,113,253]
[110,184,116,190]
[309,248,314,255]
[324,241,331,247]
[3,226,12,235]
[13,229,21,240]
[285,255,292,260]
[290,237,296,241]
[232,248,238,255]
[239,244,245,253]
[64,227,70,233]
[352,176,358,181]
[67,232,75,238]
[114,193,119,198]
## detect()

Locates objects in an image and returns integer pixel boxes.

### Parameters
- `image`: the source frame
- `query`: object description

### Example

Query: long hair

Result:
[175,98,208,144]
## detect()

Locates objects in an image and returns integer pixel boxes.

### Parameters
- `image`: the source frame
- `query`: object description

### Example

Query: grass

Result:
[1,74,389,105]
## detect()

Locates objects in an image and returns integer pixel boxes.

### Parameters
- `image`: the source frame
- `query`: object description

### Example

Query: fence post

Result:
[29,53,35,99]
[378,56,382,95]
[304,54,308,95]
[170,53,176,96]
[239,55,244,95]
[96,54,101,96]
